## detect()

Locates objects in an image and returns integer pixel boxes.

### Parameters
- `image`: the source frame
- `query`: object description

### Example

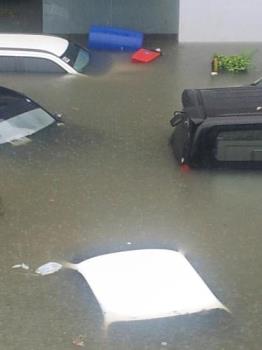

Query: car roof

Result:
[0,85,24,99]
[0,34,69,57]
[182,86,262,121]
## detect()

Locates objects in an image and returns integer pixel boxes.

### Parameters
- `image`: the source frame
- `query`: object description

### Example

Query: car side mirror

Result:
[53,112,64,121]
[53,112,63,119]
[170,111,184,127]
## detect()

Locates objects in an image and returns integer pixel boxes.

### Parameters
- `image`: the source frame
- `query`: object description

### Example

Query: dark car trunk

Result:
[170,86,262,168]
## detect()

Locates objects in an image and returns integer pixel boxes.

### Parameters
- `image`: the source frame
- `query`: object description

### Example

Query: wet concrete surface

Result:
[0,39,262,349]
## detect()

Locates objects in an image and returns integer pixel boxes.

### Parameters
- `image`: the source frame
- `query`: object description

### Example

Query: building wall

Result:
[179,0,262,42]
[43,0,179,34]
[0,0,42,33]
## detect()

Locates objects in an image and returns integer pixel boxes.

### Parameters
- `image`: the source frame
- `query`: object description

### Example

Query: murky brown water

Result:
[1,40,262,349]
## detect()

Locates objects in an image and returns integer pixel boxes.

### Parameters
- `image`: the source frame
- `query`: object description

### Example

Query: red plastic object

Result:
[132,48,161,63]
[180,164,191,173]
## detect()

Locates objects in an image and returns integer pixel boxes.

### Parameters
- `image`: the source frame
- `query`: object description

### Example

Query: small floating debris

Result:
[10,137,31,146]
[72,335,85,347]
[72,106,80,111]
[12,263,30,270]
[35,262,63,276]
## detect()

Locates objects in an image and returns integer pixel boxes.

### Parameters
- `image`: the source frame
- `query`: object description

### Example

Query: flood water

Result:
[0,40,262,349]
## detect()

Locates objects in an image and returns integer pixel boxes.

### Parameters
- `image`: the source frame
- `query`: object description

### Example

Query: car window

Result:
[20,57,66,73]
[0,108,55,144]
[0,56,20,72]
[73,48,90,73]
[0,91,55,144]
[0,56,66,73]
[61,42,90,73]
[0,91,38,120]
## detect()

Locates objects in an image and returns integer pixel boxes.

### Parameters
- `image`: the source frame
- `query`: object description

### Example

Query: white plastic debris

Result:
[161,342,168,347]
[72,335,85,347]
[35,262,63,275]
[35,249,229,327]
[12,263,30,270]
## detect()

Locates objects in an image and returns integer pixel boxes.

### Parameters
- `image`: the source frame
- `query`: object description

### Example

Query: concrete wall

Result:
[43,0,179,34]
[179,0,262,42]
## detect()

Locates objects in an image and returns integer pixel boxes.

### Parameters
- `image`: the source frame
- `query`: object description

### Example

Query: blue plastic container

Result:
[88,25,143,51]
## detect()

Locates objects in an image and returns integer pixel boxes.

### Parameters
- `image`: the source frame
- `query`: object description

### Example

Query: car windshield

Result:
[61,42,90,73]
[0,91,55,144]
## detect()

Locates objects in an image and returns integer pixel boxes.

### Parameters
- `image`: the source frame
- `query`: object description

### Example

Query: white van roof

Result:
[0,34,69,57]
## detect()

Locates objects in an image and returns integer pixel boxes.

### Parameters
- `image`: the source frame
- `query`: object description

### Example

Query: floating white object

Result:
[12,263,30,270]
[36,249,228,326]
[35,262,63,275]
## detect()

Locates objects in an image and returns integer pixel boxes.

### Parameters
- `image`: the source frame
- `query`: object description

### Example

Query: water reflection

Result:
[0,196,4,216]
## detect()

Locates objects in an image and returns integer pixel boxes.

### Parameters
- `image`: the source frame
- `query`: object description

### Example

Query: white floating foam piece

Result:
[75,249,228,326]
[35,262,63,275]
[12,263,30,270]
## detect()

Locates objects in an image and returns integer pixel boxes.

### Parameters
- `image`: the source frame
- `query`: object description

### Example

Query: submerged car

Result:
[170,86,262,168]
[0,86,62,145]
[0,34,90,74]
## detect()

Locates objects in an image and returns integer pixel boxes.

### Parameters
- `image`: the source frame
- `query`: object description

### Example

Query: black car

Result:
[0,86,63,146]
[170,86,262,168]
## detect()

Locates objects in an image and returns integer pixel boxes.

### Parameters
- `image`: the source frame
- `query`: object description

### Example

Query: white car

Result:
[0,34,90,74]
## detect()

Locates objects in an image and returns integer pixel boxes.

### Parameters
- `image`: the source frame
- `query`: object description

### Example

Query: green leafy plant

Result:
[214,53,252,73]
